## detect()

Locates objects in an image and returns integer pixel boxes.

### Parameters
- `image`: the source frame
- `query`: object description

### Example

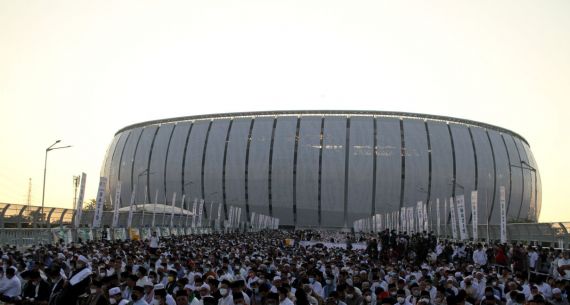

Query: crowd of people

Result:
[0,229,569,305]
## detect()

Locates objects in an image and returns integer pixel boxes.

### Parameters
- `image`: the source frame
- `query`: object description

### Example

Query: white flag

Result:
[236,208,241,228]
[74,173,87,228]
[126,186,136,228]
[500,186,507,243]
[152,190,158,227]
[112,181,121,228]
[423,202,428,232]
[93,177,108,228]
[417,202,423,233]
[471,191,478,240]
[456,195,468,240]
[198,199,204,227]
[436,198,440,236]
[191,200,197,228]
[450,197,458,239]
[169,192,177,228]
[178,195,186,227]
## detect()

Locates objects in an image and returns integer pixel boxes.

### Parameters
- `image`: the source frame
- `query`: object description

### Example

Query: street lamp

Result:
[41,140,72,227]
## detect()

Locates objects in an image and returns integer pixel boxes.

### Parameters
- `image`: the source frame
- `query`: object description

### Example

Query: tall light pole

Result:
[41,140,72,227]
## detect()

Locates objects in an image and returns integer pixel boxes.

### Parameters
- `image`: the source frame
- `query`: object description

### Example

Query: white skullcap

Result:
[154,283,165,290]
[109,287,122,296]
[200,283,210,291]
[553,288,562,294]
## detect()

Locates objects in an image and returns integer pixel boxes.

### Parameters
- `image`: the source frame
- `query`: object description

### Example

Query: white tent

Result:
[117,203,193,215]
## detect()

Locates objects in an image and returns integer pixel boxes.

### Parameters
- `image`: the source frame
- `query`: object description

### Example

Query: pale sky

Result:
[1,0,569,222]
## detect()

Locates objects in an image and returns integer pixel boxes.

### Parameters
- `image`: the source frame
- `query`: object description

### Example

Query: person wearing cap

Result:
[47,265,65,305]
[549,288,569,305]
[198,283,216,305]
[132,285,149,305]
[143,279,155,305]
[109,287,127,305]
[0,267,21,302]
[166,270,179,295]
[155,283,176,305]
[175,289,200,305]
[149,232,160,255]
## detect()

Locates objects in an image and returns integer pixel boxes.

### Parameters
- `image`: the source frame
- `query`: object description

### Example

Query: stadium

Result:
[101,111,540,230]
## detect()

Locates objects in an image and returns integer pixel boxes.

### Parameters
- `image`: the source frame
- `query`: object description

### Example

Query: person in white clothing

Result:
[0,267,21,302]
[473,244,488,267]
[528,247,539,271]
[149,232,160,254]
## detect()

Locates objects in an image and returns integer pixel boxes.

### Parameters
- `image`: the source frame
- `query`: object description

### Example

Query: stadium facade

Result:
[101,111,541,229]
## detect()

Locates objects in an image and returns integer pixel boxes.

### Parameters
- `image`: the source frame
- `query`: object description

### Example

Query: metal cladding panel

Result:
[470,128,495,225]
[403,119,429,210]
[132,126,158,203]
[375,118,402,215]
[347,117,374,224]
[204,120,229,205]
[271,117,297,225]
[225,118,251,217]
[165,122,192,202]
[503,135,524,220]
[321,116,347,228]
[183,120,209,203]
[296,116,321,226]
[450,124,476,223]
[102,135,120,178]
[149,124,175,204]
[108,131,130,206]
[103,135,120,199]
[488,130,510,224]
[514,138,532,221]
[119,127,143,206]
[248,118,273,216]
[522,141,540,220]
[427,122,453,220]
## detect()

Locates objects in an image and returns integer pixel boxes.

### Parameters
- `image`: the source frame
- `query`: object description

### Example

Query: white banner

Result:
[236,207,241,228]
[500,186,507,243]
[126,186,136,228]
[423,202,428,232]
[141,186,147,227]
[217,203,222,224]
[436,198,440,236]
[92,177,108,228]
[444,198,448,234]
[74,173,87,228]
[456,195,468,240]
[400,207,406,233]
[152,190,158,227]
[251,212,256,228]
[417,202,423,233]
[191,200,197,228]
[169,192,177,228]
[471,191,478,240]
[198,199,204,227]
[112,181,121,228]
[450,197,458,239]
[178,195,186,227]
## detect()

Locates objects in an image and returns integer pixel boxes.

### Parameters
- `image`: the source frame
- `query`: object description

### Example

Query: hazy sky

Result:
[1,0,569,222]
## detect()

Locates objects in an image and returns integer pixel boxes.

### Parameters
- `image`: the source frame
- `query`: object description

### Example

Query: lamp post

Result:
[41,140,72,227]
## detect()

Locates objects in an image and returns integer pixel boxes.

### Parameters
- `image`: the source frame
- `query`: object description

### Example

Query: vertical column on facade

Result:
[424,121,433,226]
[468,127,479,224]
[371,117,378,216]
[222,119,234,222]
[317,116,325,226]
[268,117,277,218]
[244,119,255,221]
[292,117,301,227]
[342,117,351,228]
[163,125,177,205]
[399,119,406,217]
[500,134,514,216]
[181,122,194,212]
[201,121,213,218]
[146,128,160,203]
[485,130,498,224]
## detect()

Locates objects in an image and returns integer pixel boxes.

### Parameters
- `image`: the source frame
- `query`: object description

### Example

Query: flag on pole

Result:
[456,195,468,240]
[450,197,458,239]
[169,192,177,228]
[417,202,423,233]
[93,177,108,228]
[471,191,478,240]
[126,186,136,228]
[423,202,428,232]
[178,195,186,227]
[436,198,440,237]
[74,173,87,228]
[500,186,507,243]
[191,200,197,228]
[141,186,147,227]
[112,181,121,228]
[198,199,204,227]
[152,190,158,227]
